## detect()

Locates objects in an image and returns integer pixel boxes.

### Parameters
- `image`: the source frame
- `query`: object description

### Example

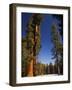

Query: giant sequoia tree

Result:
[22,14,42,76]
[51,24,63,75]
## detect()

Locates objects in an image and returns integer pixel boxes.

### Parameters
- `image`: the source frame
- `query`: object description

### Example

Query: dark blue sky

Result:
[38,14,54,64]
[21,13,62,64]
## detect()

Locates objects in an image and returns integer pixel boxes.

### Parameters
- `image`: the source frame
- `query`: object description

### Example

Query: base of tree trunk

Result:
[27,59,33,76]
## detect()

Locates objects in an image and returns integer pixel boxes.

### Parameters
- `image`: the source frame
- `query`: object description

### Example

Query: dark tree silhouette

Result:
[51,24,63,75]
[52,15,63,38]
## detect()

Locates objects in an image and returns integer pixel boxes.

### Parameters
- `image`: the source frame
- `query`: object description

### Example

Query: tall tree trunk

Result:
[33,25,40,76]
[33,58,36,76]
[27,59,33,76]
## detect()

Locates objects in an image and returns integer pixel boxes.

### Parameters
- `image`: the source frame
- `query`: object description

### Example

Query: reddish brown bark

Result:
[27,59,33,76]
[27,25,39,77]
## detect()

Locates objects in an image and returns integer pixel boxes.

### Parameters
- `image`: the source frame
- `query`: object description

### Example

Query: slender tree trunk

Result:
[57,56,60,75]
[53,65,55,74]
[58,66,60,75]
[57,60,60,75]
[48,65,50,74]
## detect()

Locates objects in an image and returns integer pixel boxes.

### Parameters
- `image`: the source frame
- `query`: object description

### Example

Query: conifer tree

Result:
[51,24,63,75]
[24,14,42,76]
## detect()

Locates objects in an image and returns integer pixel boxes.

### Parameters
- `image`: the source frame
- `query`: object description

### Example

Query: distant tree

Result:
[49,63,53,74]
[54,60,58,74]
[35,62,47,75]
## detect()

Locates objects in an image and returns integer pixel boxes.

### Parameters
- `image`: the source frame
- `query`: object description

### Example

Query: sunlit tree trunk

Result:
[27,59,33,76]
[27,24,40,76]
[33,25,39,76]
[33,58,36,76]
[26,14,42,77]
